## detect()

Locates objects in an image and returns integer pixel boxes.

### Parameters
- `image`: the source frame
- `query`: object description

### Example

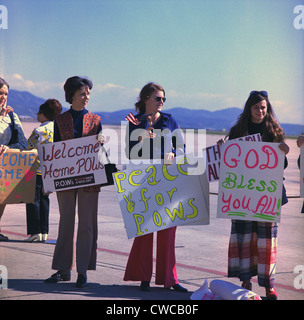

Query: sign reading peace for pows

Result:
[0,149,37,204]
[113,156,209,239]
[38,136,107,193]
[205,133,261,182]
[300,146,304,197]
[217,141,284,223]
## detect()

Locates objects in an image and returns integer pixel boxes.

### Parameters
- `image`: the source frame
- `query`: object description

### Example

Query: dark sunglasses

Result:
[250,90,268,97]
[155,97,166,102]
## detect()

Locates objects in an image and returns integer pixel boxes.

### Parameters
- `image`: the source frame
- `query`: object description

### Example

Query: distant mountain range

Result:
[7,89,303,136]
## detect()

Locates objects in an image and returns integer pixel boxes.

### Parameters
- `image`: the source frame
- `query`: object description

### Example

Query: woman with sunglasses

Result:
[123,82,187,293]
[218,90,289,299]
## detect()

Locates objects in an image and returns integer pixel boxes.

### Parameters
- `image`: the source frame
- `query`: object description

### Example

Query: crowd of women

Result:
[0,76,303,298]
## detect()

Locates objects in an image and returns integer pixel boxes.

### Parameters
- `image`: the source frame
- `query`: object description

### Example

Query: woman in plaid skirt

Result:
[218,91,289,299]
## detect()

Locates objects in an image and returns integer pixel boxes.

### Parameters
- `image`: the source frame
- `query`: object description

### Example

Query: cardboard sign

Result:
[38,136,107,193]
[0,149,37,204]
[217,141,284,223]
[113,155,209,239]
[300,146,304,197]
[205,133,261,182]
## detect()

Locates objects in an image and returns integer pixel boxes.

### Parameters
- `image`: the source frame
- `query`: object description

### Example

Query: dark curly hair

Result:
[229,91,285,142]
[39,99,62,121]
[135,82,165,113]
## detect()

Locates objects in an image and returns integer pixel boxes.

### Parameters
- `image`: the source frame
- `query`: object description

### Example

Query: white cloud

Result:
[5,74,63,96]
[94,83,125,92]
[12,73,23,81]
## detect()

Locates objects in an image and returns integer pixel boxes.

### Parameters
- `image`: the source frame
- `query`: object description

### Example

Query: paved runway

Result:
[0,125,303,300]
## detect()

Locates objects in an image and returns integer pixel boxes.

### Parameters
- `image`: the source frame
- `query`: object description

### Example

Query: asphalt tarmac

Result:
[0,125,303,301]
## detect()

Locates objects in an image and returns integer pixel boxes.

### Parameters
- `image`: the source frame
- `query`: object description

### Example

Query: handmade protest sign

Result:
[38,135,107,193]
[205,134,261,182]
[300,146,304,197]
[0,149,37,204]
[217,140,284,223]
[113,155,209,239]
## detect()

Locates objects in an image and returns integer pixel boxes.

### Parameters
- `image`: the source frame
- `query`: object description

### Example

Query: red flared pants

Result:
[123,227,179,288]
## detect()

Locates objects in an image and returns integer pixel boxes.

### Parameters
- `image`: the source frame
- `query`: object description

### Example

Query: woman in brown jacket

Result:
[45,76,103,288]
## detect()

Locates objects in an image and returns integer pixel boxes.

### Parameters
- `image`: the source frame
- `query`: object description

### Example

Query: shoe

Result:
[44,270,71,283]
[140,281,150,291]
[41,234,48,242]
[24,234,42,242]
[0,233,8,241]
[241,280,252,291]
[76,274,87,288]
[266,287,278,300]
[170,283,188,293]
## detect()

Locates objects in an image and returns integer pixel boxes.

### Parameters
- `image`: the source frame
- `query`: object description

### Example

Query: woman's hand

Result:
[0,105,14,116]
[0,105,14,121]
[146,127,156,139]
[296,133,304,148]
[164,152,175,165]
[0,144,8,157]
[146,115,156,139]
[138,128,156,142]
[217,138,225,146]
[279,142,290,155]
[97,132,105,144]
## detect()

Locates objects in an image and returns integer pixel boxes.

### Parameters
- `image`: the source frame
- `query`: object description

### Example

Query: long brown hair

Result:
[135,82,165,113]
[229,92,285,142]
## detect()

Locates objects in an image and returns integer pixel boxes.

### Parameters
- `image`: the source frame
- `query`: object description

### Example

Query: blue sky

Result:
[0,0,303,124]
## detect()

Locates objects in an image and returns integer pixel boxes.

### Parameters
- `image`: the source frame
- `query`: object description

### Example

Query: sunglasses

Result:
[249,90,268,97]
[155,97,166,102]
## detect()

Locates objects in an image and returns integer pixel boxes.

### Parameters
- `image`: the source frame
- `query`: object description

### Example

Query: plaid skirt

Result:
[228,220,278,288]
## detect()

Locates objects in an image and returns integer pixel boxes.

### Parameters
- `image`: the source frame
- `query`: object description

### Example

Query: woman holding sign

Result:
[123,82,187,292]
[0,77,28,241]
[45,76,103,288]
[219,90,289,299]
[297,133,304,213]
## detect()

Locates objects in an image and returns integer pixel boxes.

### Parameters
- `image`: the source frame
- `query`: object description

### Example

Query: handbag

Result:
[8,112,19,145]
[98,145,118,186]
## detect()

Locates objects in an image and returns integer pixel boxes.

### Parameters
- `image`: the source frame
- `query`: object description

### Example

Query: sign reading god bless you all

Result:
[113,155,209,239]
[217,140,284,223]
[205,133,262,182]
[38,135,107,193]
[300,146,304,198]
[0,149,38,204]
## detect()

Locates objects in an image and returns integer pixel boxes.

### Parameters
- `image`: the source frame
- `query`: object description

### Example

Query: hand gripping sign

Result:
[113,154,209,239]
[217,141,284,223]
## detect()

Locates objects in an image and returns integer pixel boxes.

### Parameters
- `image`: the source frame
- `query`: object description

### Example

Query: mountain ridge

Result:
[6,89,303,135]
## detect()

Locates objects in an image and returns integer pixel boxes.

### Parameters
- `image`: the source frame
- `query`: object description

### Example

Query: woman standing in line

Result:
[25,99,62,242]
[296,133,304,213]
[219,90,289,299]
[45,76,104,288]
[0,77,28,241]
[123,82,187,293]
